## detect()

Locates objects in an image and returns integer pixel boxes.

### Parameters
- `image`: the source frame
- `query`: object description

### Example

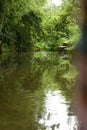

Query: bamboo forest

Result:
[0,0,82,130]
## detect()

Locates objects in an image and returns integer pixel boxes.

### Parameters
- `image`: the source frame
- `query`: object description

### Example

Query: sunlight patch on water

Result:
[39,90,78,130]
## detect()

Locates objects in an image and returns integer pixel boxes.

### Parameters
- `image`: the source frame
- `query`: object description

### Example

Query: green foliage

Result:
[0,0,80,52]
[15,11,43,52]
[41,0,80,51]
[0,0,46,52]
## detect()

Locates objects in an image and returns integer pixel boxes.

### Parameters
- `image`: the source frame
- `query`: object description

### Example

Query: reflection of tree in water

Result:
[37,52,75,120]
[54,58,75,117]
[0,52,76,130]
[0,53,46,91]
[55,59,73,94]
[0,53,46,130]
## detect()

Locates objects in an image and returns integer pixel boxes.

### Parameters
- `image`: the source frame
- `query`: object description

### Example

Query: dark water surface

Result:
[0,52,78,130]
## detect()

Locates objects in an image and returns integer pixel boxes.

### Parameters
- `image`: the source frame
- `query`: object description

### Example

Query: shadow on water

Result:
[0,52,78,130]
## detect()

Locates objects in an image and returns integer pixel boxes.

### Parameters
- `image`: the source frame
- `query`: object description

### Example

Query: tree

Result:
[0,0,46,52]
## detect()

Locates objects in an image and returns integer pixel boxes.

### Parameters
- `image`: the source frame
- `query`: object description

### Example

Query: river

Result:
[0,52,78,130]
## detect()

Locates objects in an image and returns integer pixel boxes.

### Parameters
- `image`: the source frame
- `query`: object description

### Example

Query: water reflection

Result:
[0,52,78,130]
[39,90,77,130]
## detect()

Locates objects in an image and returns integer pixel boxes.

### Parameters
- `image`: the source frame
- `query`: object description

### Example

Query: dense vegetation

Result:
[0,0,80,53]
[0,1,80,129]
